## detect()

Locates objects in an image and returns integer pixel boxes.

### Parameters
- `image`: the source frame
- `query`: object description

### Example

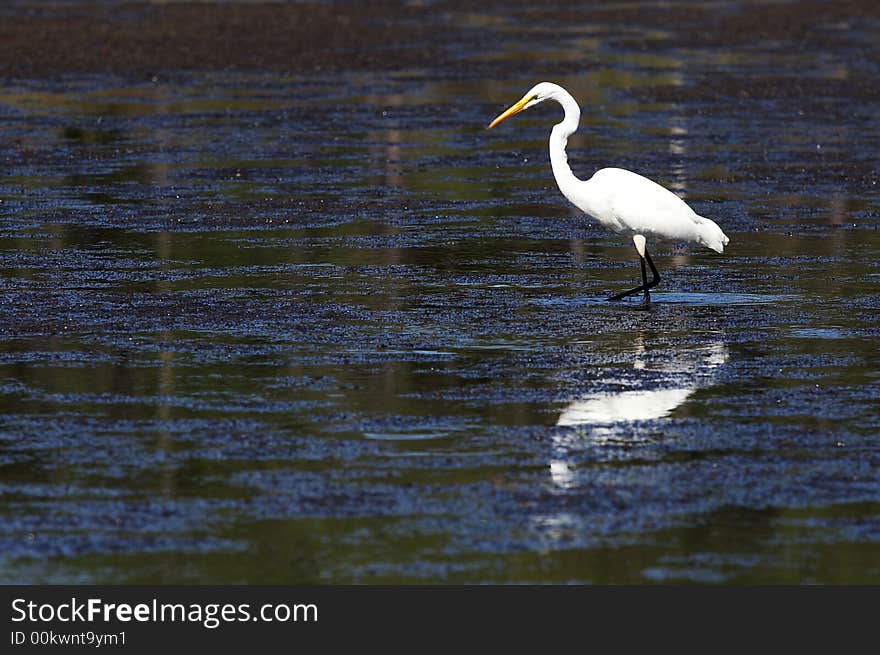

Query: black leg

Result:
[638,256,650,304]
[607,248,661,302]
[640,250,660,304]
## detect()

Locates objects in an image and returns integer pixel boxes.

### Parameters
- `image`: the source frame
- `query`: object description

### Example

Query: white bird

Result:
[488,82,729,305]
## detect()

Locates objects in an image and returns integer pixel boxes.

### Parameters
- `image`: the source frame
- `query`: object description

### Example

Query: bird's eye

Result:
[531,95,540,101]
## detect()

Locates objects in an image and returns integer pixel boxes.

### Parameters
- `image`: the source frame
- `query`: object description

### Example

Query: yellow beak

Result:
[487,95,531,129]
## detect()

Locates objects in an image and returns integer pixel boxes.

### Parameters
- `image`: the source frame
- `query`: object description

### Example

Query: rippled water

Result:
[1,2,878,583]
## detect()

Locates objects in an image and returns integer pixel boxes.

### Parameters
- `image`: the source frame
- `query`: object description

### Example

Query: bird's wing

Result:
[591,168,703,241]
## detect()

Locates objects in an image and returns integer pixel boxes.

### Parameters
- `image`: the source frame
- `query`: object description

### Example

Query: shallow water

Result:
[1,1,879,583]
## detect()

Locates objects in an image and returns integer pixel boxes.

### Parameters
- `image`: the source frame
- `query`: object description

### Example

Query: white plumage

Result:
[575,168,729,254]
[488,81,729,304]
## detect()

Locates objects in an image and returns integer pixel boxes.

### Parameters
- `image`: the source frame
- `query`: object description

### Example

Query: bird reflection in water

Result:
[549,335,729,489]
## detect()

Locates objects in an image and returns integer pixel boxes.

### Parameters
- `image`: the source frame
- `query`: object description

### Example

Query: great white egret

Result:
[488,82,729,305]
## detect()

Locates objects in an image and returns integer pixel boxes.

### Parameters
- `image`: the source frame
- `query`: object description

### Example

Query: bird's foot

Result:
[606,288,640,302]
[605,292,653,310]
[606,286,648,302]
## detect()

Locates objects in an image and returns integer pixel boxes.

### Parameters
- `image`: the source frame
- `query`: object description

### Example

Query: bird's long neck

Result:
[549,90,583,205]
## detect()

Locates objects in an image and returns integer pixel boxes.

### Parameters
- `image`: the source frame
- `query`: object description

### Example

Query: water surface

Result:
[1,1,878,583]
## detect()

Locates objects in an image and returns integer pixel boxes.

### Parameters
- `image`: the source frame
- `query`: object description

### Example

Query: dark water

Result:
[1,2,879,583]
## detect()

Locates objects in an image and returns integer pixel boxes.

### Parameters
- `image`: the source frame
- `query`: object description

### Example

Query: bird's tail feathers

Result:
[695,215,730,253]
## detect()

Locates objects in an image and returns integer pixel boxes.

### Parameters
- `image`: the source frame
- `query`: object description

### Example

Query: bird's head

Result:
[487,82,562,129]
